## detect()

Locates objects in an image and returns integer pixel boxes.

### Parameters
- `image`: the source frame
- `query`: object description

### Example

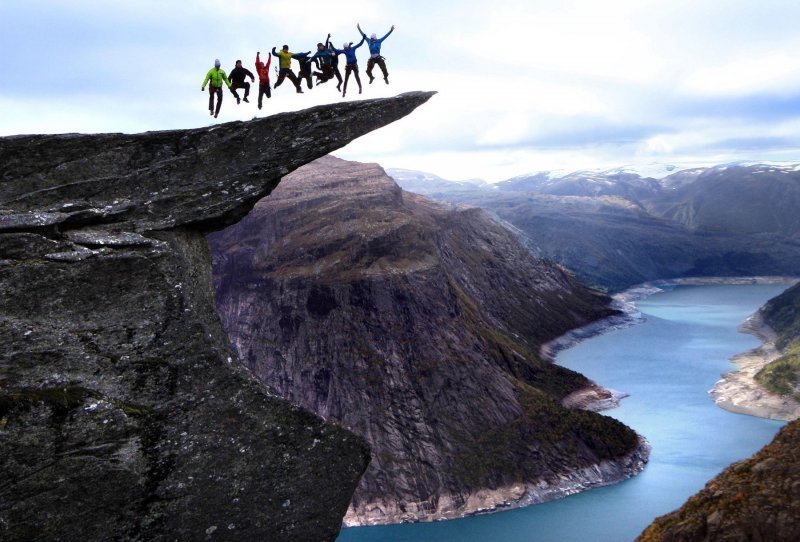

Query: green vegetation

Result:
[755,343,800,400]
[451,380,640,488]
[757,283,800,399]
[761,282,800,349]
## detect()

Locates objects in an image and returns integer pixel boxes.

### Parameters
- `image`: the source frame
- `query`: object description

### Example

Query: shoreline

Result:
[343,436,651,527]
[344,276,797,529]
[709,310,800,421]
[543,275,800,420]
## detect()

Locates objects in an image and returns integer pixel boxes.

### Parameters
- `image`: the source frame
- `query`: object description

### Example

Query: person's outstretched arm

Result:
[357,22,366,40]
[271,47,279,57]
[380,25,395,42]
[353,36,365,49]
[244,68,255,81]
[201,69,211,90]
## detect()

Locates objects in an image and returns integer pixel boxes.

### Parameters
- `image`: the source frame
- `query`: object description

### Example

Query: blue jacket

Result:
[332,37,364,64]
[359,27,393,56]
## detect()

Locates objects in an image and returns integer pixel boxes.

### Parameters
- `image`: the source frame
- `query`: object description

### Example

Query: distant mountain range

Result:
[389,162,800,292]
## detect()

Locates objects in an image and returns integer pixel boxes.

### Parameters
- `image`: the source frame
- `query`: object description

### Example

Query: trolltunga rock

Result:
[0,92,434,541]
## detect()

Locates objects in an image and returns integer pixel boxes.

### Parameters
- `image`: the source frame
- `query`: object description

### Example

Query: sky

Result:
[3,0,800,182]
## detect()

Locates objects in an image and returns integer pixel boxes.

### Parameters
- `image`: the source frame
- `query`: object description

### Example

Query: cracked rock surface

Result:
[0,92,434,541]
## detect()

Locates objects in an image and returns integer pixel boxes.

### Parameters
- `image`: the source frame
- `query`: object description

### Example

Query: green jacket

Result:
[202,67,231,89]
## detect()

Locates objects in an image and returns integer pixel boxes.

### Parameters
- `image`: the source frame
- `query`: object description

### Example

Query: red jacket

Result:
[255,52,271,84]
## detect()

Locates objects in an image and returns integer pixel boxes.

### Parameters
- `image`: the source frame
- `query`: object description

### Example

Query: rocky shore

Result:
[545,276,800,423]
[343,436,651,526]
[710,311,800,421]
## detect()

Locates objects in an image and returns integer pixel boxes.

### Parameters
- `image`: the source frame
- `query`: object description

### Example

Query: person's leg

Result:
[258,83,266,109]
[334,67,343,91]
[208,86,215,114]
[305,74,312,89]
[214,87,223,117]
[366,58,376,83]
[286,71,303,93]
[266,83,272,98]
[231,82,241,103]
[342,65,352,96]
[378,58,389,83]
[353,65,362,93]
[243,81,250,101]
[275,69,286,88]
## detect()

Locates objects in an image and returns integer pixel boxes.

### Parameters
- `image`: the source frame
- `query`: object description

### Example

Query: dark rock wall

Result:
[0,92,434,541]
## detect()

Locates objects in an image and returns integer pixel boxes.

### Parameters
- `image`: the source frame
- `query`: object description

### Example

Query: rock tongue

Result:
[0,93,433,541]
[0,91,435,233]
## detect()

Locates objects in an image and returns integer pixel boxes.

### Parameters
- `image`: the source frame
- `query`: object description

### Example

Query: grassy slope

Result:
[756,283,800,398]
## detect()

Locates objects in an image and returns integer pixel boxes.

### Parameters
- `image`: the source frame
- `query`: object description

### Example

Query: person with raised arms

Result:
[331,36,365,98]
[254,51,272,110]
[357,23,395,84]
[271,45,304,94]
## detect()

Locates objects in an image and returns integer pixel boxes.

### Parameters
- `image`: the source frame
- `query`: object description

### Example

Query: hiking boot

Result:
[336,83,342,91]
[236,97,240,104]
[358,87,362,94]
[384,77,389,84]
[243,97,249,103]
[214,112,219,118]
[368,76,375,84]
[297,88,304,94]
[258,104,262,110]
[209,110,213,116]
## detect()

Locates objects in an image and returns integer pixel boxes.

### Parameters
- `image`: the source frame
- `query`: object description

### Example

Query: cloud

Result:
[3,0,800,181]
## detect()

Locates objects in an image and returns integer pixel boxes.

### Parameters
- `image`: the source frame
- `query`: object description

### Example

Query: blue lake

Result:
[338,283,787,542]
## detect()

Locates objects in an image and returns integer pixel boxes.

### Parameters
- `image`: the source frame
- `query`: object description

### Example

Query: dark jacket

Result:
[229,66,255,85]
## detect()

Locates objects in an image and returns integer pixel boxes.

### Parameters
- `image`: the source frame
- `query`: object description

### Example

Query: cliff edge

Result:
[0,92,434,541]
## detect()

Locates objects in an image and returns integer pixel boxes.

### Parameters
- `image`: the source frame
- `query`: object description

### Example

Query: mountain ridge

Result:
[210,156,649,525]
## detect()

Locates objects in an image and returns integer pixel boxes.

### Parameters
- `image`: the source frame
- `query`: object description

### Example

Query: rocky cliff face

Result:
[0,92,434,541]
[209,156,648,525]
[638,418,800,542]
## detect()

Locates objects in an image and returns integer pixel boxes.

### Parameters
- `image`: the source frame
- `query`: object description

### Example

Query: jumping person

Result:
[332,37,365,98]
[255,51,272,110]
[229,60,255,104]
[357,23,394,84]
[326,34,344,91]
[293,51,314,90]
[201,59,232,118]
[271,45,304,93]
[309,36,334,85]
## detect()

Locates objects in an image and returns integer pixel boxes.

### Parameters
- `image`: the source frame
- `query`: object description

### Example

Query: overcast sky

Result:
[3,0,800,181]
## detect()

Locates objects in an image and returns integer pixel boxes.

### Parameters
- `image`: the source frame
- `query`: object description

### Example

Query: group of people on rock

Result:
[200,23,395,118]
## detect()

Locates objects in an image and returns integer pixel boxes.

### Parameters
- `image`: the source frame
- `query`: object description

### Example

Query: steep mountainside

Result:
[210,156,648,525]
[0,92,433,541]
[391,164,800,292]
[638,419,800,542]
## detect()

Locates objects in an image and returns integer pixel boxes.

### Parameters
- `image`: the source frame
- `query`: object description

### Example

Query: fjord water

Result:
[338,283,787,542]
